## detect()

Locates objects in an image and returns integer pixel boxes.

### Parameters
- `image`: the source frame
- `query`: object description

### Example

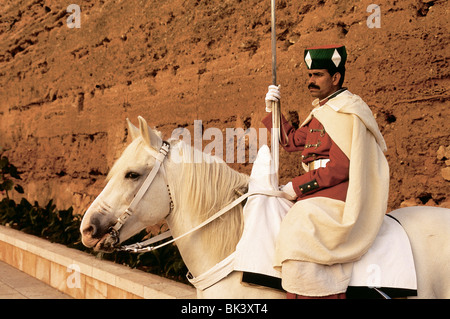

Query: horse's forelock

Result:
[106,137,156,182]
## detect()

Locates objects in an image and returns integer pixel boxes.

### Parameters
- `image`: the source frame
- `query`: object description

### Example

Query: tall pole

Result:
[270,0,280,188]
[271,0,277,86]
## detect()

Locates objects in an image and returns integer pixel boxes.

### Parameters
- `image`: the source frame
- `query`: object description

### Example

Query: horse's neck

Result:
[165,218,218,277]
[164,142,247,276]
[164,182,243,277]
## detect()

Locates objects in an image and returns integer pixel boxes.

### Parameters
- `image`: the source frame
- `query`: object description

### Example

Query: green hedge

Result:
[0,150,188,283]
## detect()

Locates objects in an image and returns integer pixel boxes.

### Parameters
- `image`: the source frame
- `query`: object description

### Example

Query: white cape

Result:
[234,145,416,291]
[234,145,292,278]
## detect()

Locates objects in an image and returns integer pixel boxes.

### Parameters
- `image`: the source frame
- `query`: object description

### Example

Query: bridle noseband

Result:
[108,141,173,246]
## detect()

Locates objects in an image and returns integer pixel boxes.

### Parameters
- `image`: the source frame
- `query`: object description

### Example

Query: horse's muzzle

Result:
[93,231,119,253]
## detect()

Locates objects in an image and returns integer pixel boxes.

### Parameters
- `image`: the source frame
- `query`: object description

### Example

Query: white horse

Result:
[80,116,450,299]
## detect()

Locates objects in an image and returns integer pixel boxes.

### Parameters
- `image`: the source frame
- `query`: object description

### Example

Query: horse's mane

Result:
[168,140,249,262]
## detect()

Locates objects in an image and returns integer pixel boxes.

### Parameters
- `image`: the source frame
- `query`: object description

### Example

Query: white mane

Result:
[168,140,249,262]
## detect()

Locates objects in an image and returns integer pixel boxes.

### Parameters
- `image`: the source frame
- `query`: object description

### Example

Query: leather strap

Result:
[111,141,170,233]
[119,189,295,253]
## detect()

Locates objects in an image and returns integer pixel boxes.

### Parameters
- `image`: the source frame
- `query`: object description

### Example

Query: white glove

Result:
[265,85,281,112]
[281,182,297,200]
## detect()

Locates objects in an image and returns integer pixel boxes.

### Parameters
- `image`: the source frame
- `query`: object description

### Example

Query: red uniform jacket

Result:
[262,113,349,202]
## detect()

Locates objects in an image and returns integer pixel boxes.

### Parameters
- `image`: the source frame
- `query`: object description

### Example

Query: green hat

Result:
[304,45,347,74]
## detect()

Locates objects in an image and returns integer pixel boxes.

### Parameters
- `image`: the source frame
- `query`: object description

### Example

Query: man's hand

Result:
[281,182,297,200]
[265,85,281,112]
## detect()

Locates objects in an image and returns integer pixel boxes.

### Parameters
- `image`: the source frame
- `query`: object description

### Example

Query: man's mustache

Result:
[308,83,320,90]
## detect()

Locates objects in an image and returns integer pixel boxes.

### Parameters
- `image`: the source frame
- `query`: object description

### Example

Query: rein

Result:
[119,188,293,253]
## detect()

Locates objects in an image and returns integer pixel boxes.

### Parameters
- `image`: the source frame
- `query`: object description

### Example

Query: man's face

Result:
[307,69,339,100]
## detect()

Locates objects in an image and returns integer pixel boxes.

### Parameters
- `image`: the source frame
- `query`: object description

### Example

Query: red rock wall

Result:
[1,0,449,213]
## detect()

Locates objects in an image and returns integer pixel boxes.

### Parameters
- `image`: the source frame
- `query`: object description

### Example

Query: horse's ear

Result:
[138,116,162,149]
[126,118,140,141]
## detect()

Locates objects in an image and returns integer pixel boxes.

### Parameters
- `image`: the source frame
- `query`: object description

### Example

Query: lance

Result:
[270,0,280,187]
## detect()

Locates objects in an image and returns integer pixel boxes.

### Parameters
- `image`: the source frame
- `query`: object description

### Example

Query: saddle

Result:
[234,145,417,298]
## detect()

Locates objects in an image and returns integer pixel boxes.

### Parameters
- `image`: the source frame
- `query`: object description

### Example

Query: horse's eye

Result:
[125,172,141,180]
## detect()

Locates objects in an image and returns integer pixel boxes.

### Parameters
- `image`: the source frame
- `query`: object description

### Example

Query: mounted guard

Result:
[263,45,390,298]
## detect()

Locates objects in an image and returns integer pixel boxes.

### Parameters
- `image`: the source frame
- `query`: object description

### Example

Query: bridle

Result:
[107,140,173,248]
[106,140,295,254]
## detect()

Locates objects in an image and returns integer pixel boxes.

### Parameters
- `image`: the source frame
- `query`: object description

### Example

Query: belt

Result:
[308,159,330,171]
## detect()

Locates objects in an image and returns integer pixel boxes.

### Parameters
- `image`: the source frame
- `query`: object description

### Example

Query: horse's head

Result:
[80,117,173,252]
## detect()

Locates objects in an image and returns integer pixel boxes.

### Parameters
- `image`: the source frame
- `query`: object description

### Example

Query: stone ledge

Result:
[0,225,196,299]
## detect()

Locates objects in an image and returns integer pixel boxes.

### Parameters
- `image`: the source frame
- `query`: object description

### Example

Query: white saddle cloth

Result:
[234,145,417,291]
